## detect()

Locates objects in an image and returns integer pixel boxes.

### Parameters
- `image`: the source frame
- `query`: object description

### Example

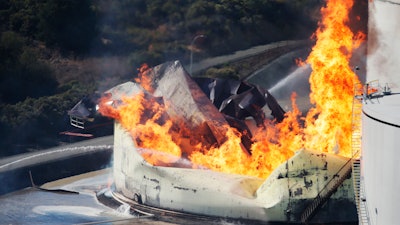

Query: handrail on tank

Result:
[362,80,393,104]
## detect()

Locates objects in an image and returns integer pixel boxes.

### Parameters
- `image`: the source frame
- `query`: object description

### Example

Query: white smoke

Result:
[367,0,400,88]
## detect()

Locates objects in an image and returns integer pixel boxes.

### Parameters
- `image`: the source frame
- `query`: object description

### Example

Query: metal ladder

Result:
[351,83,370,225]
[352,159,370,224]
[352,83,363,158]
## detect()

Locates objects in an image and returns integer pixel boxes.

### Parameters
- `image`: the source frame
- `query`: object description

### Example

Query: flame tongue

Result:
[98,91,183,164]
[303,0,365,157]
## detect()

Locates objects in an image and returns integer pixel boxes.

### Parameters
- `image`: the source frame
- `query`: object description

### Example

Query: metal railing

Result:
[352,83,370,225]
[70,116,85,129]
[353,159,370,224]
[300,157,354,224]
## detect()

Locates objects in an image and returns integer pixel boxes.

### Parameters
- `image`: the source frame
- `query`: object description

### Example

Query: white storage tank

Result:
[361,0,400,224]
[361,91,400,225]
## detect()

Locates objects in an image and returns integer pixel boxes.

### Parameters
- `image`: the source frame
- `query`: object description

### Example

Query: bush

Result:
[0,31,57,104]
[36,0,98,54]
[0,80,95,157]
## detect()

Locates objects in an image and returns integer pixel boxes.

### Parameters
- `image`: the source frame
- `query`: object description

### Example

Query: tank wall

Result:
[365,1,400,223]
[362,113,400,225]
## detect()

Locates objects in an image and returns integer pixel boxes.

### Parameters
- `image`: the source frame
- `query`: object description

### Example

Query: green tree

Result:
[37,0,98,54]
[0,80,95,157]
[0,31,57,104]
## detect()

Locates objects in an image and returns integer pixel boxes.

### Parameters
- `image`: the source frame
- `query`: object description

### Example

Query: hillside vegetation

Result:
[0,0,323,156]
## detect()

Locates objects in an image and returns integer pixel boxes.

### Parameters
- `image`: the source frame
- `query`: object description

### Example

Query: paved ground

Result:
[0,136,113,195]
[189,40,310,76]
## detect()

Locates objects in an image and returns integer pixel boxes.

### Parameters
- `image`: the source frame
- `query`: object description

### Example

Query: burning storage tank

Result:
[100,61,357,224]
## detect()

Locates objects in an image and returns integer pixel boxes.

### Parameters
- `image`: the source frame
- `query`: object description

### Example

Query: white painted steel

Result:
[113,122,356,223]
[362,94,400,225]
[362,1,400,224]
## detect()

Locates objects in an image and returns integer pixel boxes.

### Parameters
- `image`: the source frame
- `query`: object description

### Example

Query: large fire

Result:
[99,0,365,179]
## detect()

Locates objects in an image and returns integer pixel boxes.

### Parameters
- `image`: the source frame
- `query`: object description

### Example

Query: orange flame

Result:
[99,0,365,179]
[302,0,365,158]
[134,64,154,93]
[98,92,182,164]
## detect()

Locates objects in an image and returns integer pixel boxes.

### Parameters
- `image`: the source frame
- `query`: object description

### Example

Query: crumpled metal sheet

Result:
[195,77,286,154]
[197,78,286,125]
